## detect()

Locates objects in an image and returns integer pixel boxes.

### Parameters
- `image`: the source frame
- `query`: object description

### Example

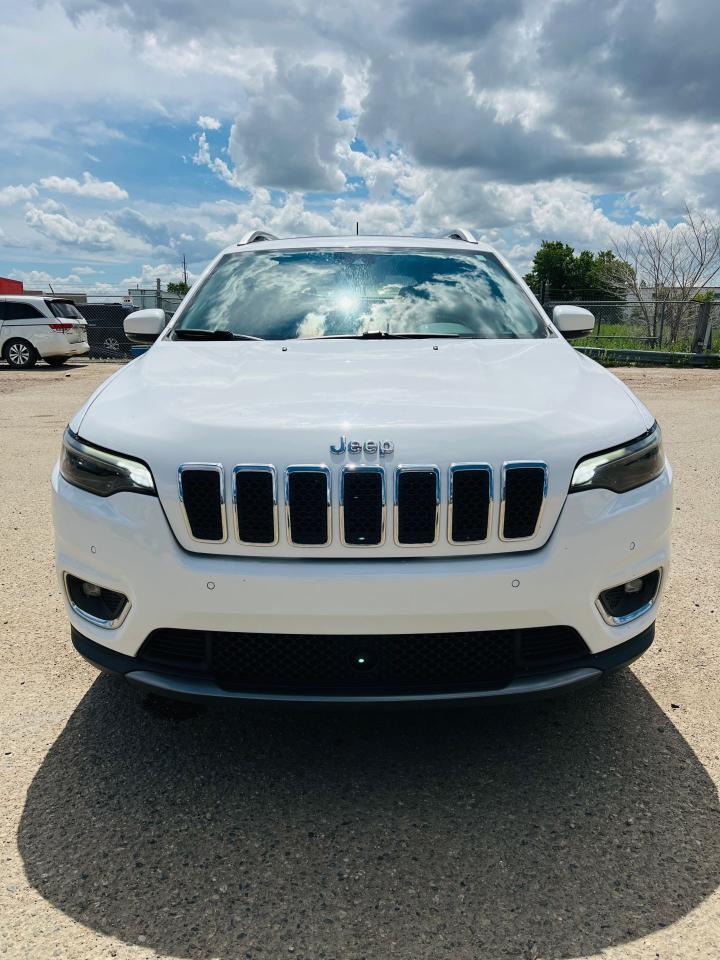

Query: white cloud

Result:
[39,171,128,200]
[192,132,242,188]
[25,206,117,248]
[0,183,38,205]
[197,115,221,130]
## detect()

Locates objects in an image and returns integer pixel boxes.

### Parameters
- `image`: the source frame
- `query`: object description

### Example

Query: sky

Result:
[1,0,718,294]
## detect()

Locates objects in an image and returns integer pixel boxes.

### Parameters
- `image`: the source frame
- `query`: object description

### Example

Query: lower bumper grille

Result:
[139,626,589,693]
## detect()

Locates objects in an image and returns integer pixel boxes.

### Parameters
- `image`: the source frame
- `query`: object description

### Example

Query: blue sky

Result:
[1,0,718,293]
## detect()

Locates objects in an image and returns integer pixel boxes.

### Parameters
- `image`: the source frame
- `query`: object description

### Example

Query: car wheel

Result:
[102,335,121,353]
[4,339,38,369]
[46,357,68,367]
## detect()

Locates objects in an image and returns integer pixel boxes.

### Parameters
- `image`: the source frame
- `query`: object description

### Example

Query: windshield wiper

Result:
[310,331,475,340]
[174,328,263,341]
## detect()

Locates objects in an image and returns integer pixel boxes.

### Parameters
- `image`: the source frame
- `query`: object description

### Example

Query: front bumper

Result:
[53,465,672,701]
[71,624,655,706]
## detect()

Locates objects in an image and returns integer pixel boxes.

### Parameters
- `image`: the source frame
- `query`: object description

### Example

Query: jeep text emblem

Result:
[330,435,394,457]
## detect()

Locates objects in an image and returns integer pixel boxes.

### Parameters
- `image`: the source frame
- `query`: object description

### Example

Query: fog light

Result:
[64,573,130,628]
[623,578,643,595]
[597,570,662,626]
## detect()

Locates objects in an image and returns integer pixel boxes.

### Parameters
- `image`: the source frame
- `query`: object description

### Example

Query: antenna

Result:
[356,221,359,235]
[181,253,188,286]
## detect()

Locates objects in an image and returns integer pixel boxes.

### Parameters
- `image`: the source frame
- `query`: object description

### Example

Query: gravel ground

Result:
[1,361,719,960]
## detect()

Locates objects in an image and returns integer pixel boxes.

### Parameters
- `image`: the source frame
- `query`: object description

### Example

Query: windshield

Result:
[173,248,548,340]
[47,300,84,320]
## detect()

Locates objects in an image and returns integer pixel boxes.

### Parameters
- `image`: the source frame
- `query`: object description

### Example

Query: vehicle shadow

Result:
[19,671,720,959]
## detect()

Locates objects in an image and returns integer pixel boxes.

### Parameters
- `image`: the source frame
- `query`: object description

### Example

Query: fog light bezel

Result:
[595,568,663,626]
[63,572,131,629]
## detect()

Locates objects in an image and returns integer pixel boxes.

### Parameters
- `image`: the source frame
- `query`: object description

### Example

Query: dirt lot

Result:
[1,361,719,960]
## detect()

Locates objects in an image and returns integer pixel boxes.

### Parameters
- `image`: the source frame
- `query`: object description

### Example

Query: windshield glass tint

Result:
[174,248,547,340]
[48,300,83,319]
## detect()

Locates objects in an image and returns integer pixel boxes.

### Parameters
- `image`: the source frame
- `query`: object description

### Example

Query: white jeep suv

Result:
[1,295,89,368]
[52,231,672,706]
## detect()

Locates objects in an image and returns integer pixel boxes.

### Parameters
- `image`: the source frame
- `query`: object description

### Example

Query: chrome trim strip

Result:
[394,465,441,547]
[447,463,493,545]
[177,463,227,544]
[595,568,663,626]
[498,461,548,542]
[285,465,332,547]
[232,465,279,546]
[339,465,386,547]
[63,571,131,629]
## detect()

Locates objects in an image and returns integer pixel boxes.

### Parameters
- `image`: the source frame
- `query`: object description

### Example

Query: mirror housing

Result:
[124,308,166,344]
[552,304,595,339]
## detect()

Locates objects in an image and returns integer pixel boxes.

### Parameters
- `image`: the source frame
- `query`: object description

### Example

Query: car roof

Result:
[0,294,51,303]
[219,234,500,258]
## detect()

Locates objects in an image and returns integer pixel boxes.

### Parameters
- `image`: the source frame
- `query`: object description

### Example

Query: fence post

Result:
[658,302,666,348]
[692,302,710,353]
[156,277,162,310]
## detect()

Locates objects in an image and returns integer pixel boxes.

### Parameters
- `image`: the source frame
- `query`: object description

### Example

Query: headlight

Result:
[570,423,665,494]
[60,427,156,497]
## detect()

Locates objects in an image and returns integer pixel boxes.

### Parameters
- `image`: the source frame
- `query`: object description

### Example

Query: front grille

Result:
[286,467,331,545]
[139,626,589,693]
[341,467,385,546]
[175,462,549,548]
[449,465,491,543]
[178,465,225,541]
[395,468,439,545]
[501,464,547,540]
[234,467,277,545]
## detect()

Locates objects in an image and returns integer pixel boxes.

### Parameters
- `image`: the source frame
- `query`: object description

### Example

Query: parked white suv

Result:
[52,231,672,706]
[1,296,89,368]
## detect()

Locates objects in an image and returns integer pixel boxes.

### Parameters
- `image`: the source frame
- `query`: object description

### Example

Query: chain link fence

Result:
[543,299,720,354]
[75,289,183,360]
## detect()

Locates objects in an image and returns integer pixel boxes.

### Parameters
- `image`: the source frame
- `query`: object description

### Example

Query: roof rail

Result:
[239,229,279,245]
[445,229,477,243]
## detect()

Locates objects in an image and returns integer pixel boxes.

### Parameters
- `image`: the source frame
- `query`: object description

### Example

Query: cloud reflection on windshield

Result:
[176,248,547,340]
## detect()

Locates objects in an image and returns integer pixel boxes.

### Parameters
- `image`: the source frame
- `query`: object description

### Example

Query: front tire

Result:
[4,339,37,369]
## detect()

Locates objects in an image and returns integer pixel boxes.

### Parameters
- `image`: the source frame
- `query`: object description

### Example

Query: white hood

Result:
[75,337,653,558]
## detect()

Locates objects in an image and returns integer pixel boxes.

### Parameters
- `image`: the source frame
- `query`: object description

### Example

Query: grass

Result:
[575,323,720,354]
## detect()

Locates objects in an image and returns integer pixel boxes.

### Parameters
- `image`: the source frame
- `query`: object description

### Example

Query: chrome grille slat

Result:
[340,465,386,546]
[177,463,227,543]
[233,465,278,546]
[448,463,493,544]
[394,466,440,546]
[499,462,548,541]
[285,465,332,546]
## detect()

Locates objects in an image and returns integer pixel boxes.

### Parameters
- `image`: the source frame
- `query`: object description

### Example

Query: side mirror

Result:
[552,304,595,339]
[123,308,166,344]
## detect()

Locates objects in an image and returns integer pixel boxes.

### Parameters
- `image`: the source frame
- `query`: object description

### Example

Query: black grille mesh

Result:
[139,626,588,692]
[342,470,383,545]
[180,469,224,541]
[396,470,438,544]
[451,469,491,542]
[502,467,545,539]
[287,471,329,545]
[235,470,275,544]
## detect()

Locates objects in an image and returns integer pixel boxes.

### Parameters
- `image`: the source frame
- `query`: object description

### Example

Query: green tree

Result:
[524,241,627,300]
[167,280,190,296]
